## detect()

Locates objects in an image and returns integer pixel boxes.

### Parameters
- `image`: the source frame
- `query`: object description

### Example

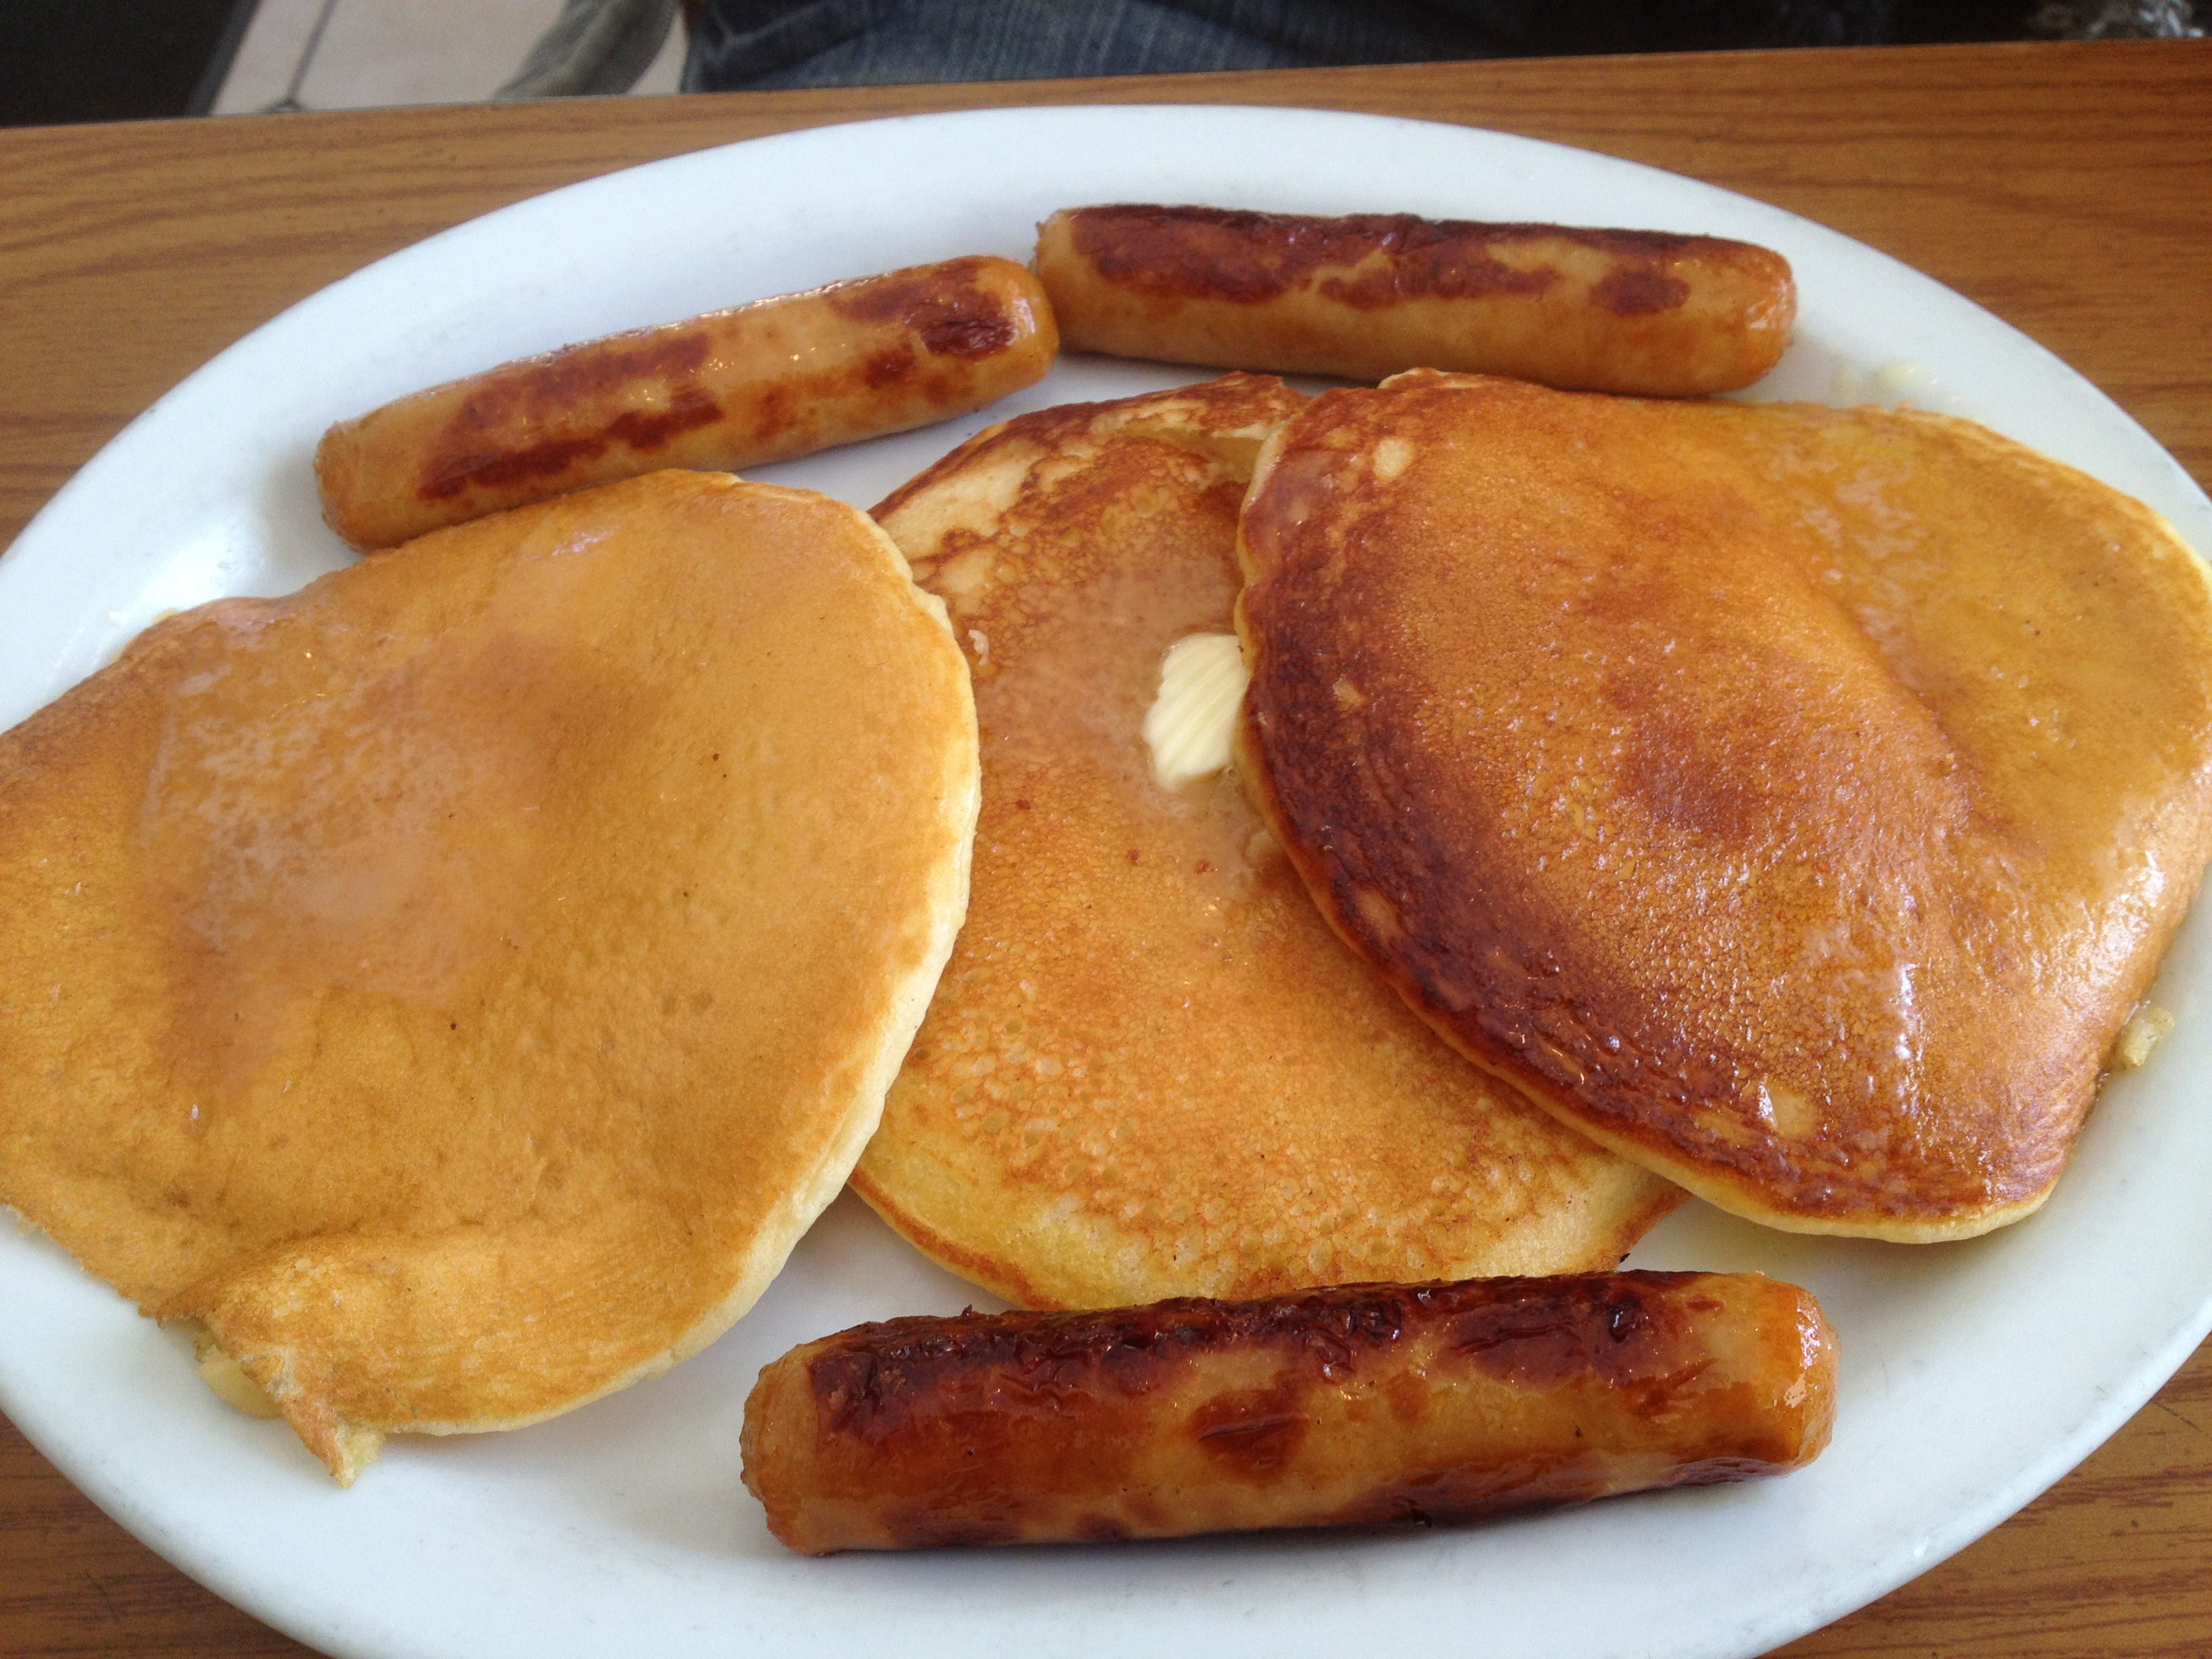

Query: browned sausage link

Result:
[741,1271,1836,1554]
[314,255,1059,550]
[1034,205,1795,396]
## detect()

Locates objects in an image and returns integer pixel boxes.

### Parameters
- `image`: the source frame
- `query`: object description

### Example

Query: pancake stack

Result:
[12,352,2204,1492]
[0,470,977,1479]
[1236,371,2212,1240]
[852,375,1681,1308]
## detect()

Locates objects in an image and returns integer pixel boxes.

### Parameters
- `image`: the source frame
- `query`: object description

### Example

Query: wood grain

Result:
[3,40,2207,550]
[1,37,2208,1659]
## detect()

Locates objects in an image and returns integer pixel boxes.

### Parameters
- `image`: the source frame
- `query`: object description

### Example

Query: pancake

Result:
[852,375,1681,1309]
[0,470,978,1481]
[1236,371,2212,1241]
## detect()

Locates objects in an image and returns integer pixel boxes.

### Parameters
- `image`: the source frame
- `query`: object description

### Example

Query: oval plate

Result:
[3,104,2209,1659]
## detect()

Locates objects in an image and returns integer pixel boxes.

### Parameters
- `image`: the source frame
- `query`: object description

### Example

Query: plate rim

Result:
[3,98,2209,1659]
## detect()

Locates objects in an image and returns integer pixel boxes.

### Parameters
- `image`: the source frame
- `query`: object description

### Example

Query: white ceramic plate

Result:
[3,105,2209,1659]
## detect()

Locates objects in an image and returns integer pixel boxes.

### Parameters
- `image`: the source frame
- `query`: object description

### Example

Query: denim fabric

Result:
[682,0,1898,91]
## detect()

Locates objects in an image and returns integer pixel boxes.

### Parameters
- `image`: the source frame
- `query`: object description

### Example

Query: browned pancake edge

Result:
[1235,372,2212,1241]
[853,374,1682,1309]
[0,470,979,1478]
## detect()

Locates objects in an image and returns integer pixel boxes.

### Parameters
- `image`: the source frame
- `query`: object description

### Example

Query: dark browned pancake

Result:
[0,470,977,1480]
[1237,371,2212,1240]
[852,375,1680,1309]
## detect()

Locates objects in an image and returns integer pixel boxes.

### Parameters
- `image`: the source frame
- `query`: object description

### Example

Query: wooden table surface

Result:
[2,37,2207,1659]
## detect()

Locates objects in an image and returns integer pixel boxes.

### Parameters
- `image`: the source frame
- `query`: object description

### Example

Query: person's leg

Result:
[681,0,1930,95]
[680,0,1506,92]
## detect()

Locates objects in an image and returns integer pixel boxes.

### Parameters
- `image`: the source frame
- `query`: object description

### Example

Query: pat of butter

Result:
[1144,632,1249,789]
[2114,1004,2175,1071]
[189,1328,283,1419]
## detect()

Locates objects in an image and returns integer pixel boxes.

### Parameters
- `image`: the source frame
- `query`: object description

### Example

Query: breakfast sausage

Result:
[315,255,1059,550]
[1034,205,1794,395]
[741,1271,1837,1553]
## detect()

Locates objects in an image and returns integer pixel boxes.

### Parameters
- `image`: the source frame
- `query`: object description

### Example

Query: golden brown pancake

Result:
[0,470,978,1481]
[1237,371,2212,1241]
[852,375,1680,1309]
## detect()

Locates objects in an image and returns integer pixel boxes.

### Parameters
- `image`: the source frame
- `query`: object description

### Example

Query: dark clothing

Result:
[682,0,1898,91]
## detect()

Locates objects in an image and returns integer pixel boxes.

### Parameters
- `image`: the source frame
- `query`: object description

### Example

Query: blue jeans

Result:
[682,0,1896,91]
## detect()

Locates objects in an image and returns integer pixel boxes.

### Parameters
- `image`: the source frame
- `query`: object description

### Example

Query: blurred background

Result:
[0,0,2198,127]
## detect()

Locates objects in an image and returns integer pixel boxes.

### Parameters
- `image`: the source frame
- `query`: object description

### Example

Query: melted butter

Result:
[933,449,1287,957]
[2114,1004,2175,1070]
[1143,632,1248,789]
[1872,359,1940,405]
[1830,359,1957,413]
[1752,1078,1818,1139]
[136,598,621,1113]
[183,1322,282,1419]
[144,628,556,1004]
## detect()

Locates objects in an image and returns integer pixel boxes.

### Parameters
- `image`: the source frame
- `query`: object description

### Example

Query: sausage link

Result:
[741,1271,1836,1553]
[314,255,1059,550]
[1035,205,1793,395]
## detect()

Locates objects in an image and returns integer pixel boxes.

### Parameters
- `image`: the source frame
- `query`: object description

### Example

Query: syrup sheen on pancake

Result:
[851,374,1681,1309]
[1236,371,2212,1241]
[0,470,979,1480]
